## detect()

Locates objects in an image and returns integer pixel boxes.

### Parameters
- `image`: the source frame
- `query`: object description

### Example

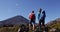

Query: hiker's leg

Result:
[33,24,34,30]
[29,20,32,30]
[42,19,45,26]
[39,20,42,31]
[29,24,30,30]
[41,19,45,32]
[32,20,35,31]
[39,20,41,28]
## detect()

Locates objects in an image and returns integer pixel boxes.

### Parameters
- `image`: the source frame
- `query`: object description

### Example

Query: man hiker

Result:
[41,11,46,26]
[29,11,36,31]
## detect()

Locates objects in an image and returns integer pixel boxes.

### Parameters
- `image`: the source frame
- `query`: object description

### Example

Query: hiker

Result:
[38,8,46,32]
[41,11,46,32]
[29,11,36,31]
[38,9,46,26]
[41,11,46,26]
[38,8,42,28]
[18,24,25,32]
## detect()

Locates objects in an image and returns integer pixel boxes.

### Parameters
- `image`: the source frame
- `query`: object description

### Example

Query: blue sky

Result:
[0,0,60,23]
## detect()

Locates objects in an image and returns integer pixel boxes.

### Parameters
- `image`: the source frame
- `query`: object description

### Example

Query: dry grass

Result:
[0,26,19,32]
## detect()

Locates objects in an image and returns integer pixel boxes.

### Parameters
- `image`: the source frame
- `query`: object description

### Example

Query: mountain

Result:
[46,18,60,29]
[46,18,60,25]
[0,15,29,26]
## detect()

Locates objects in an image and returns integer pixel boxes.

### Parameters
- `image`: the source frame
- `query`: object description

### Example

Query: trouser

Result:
[29,20,35,30]
[39,19,45,26]
[39,18,45,31]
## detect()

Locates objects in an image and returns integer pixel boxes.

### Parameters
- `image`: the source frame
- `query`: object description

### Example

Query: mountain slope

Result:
[0,15,29,26]
[46,18,60,29]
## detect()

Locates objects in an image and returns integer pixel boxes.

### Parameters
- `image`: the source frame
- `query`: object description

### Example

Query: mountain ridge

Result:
[0,15,29,26]
[46,18,60,29]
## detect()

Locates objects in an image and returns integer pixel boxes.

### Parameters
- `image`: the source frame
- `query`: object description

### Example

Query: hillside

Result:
[0,15,29,26]
[46,18,60,29]
[0,17,60,32]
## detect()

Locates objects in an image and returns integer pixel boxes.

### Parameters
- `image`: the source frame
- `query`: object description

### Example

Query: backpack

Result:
[29,13,35,20]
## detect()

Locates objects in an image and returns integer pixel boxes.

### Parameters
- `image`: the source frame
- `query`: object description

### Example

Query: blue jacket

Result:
[38,12,43,20]
[38,12,46,21]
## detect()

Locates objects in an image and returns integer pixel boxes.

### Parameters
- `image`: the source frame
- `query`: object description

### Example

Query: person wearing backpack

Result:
[29,11,36,31]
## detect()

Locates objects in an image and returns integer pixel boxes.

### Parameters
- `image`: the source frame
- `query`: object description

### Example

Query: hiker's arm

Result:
[28,13,30,19]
